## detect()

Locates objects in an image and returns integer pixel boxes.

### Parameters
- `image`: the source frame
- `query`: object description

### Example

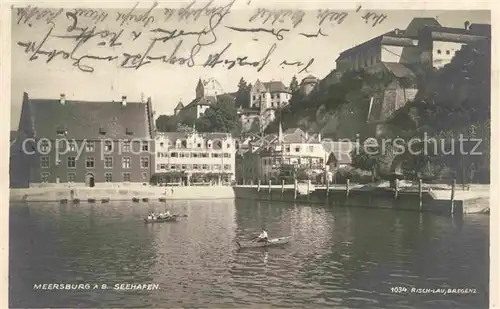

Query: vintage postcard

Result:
[3,0,497,308]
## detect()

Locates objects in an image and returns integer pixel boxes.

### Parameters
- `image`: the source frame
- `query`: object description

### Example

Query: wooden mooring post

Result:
[394,178,399,199]
[346,179,350,198]
[307,180,311,200]
[326,178,330,198]
[294,179,298,200]
[257,179,261,192]
[268,180,272,200]
[281,179,285,194]
[418,178,423,212]
[451,178,456,214]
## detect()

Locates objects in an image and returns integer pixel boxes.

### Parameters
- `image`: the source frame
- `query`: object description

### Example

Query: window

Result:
[224,164,231,170]
[226,143,231,148]
[192,152,199,158]
[158,164,167,170]
[223,153,231,158]
[126,128,133,135]
[181,164,187,170]
[213,164,221,170]
[285,145,290,152]
[122,140,131,152]
[56,127,66,136]
[180,152,188,158]
[123,172,131,182]
[104,172,113,182]
[200,153,209,158]
[41,172,50,183]
[197,143,202,148]
[212,153,221,158]
[170,152,178,157]
[309,145,314,152]
[40,156,50,168]
[446,50,450,55]
[67,156,76,168]
[141,141,149,151]
[141,172,148,181]
[104,141,113,152]
[170,165,176,170]
[193,164,199,170]
[437,49,442,54]
[295,146,301,152]
[104,156,113,168]
[122,157,131,169]
[68,141,76,152]
[86,157,95,168]
[86,141,95,152]
[202,164,209,170]
[58,140,66,150]
[40,140,50,153]
[140,157,149,168]
[67,172,76,183]
[99,127,106,135]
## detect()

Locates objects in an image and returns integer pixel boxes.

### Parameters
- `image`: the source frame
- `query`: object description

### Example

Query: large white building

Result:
[153,131,236,185]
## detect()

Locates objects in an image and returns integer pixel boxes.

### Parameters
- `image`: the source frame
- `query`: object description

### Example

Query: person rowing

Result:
[147,212,156,220]
[255,229,268,243]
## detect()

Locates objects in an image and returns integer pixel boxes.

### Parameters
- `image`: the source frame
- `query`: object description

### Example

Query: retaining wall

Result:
[233,186,490,215]
[9,186,235,203]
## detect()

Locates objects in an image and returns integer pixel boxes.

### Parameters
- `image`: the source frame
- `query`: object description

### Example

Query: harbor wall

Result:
[232,186,490,215]
[9,186,235,203]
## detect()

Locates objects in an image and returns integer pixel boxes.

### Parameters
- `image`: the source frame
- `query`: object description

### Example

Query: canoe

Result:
[236,236,292,249]
[143,216,179,223]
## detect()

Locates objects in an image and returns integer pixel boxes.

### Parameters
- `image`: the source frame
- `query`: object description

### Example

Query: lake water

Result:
[9,199,489,308]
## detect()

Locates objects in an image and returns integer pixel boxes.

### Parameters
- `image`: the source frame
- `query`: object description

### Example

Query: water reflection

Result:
[9,200,489,309]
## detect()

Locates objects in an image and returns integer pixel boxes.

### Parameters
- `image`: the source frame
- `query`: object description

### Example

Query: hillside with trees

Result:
[267,39,490,183]
[265,70,414,139]
[356,40,491,183]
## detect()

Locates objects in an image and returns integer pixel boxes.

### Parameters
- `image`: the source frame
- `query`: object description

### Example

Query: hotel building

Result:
[153,131,236,185]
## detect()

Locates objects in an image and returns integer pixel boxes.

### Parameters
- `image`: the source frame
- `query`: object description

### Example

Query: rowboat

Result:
[144,216,179,223]
[143,214,187,223]
[236,236,292,249]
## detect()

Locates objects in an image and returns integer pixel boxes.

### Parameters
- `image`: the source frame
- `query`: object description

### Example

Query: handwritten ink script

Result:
[15,2,388,74]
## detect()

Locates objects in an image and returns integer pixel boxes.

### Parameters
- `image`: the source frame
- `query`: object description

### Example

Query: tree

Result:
[156,114,179,132]
[235,77,250,108]
[289,75,299,93]
[350,147,378,181]
[197,95,240,133]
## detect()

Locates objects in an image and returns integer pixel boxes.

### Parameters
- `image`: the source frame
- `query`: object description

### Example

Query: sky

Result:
[9,1,490,130]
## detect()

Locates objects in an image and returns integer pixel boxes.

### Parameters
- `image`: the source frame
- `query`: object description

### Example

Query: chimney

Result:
[318,133,321,142]
[464,20,470,30]
[60,94,66,105]
[394,28,400,35]
[121,96,127,106]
